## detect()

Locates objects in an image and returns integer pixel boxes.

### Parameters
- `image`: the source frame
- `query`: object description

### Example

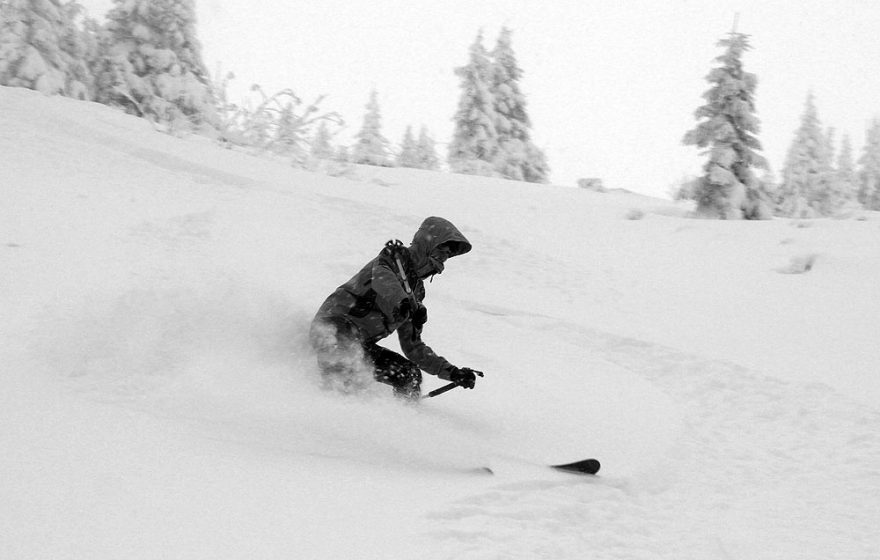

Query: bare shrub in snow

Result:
[214,79,342,165]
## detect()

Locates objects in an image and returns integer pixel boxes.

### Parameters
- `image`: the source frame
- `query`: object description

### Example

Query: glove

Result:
[395,299,427,328]
[446,367,479,390]
[394,299,412,323]
[411,303,427,330]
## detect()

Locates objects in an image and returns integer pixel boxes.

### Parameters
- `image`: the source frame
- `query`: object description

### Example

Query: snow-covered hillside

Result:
[2,86,879,559]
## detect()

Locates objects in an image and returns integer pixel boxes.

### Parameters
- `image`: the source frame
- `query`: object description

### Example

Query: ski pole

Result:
[422,370,484,399]
[423,382,460,399]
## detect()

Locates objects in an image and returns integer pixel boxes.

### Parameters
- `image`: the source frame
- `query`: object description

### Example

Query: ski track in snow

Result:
[425,320,880,560]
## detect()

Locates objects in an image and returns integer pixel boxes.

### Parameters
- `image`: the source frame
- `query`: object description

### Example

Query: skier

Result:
[309,217,481,400]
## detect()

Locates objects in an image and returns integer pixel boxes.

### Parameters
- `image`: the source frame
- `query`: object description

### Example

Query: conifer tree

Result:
[97,0,214,125]
[811,126,839,216]
[448,30,497,176]
[334,145,351,164]
[489,27,548,183]
[777,93,834,217]
[521,142,551,184]
[683,30,769,219]
[0,0,94,98]
[396,125,420,168]
[857,118,880,210]
[67,3,100,97]
[832,134,859,213]
[311,120,334,159]
[416,126,439,170]
[351,89,391,166]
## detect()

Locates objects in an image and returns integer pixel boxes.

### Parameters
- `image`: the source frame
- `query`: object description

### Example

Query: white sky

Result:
[79,0,880,197]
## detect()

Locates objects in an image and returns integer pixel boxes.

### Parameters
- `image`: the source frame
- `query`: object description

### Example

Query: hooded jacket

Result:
[312,217,472,376]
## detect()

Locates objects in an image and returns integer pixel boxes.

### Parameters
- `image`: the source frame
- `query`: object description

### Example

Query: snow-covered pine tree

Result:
[0,0,94,99]
[810,126,840,216]
[834,134,859,213]
[396,125,420,168]
[448,30,497,177]
[521,142,550,184]
[777,93,834,217]
[334,145,350,163]
[759,165,779,202]
[857,118,880,210]
[351,89,391,166]
[416,126,439,170]
[489,27,548,183]
[683,30,769,219]
[98,0,214,125]
[66,2,101,98]
[311,120,334,160]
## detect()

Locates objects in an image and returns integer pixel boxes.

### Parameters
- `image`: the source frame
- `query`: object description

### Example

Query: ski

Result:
[550,458,601,475]
[468,459,600,477]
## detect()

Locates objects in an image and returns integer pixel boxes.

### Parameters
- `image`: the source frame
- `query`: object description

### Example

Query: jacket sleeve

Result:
[370,255,409,322]
[397,320,454,377]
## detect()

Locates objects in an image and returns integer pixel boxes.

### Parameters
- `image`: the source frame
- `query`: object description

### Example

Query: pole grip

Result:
[422,370,484,399]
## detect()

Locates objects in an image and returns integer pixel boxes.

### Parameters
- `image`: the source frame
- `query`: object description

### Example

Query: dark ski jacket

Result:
[312,217,472,376]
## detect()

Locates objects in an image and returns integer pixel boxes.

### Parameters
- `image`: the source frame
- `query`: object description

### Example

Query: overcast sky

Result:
[79,0,880,197]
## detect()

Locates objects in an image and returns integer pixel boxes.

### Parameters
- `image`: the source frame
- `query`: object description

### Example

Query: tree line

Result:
[0,2,547,182]
[0,0,214,126]
[681,29,880,218]
[3,2,877,209]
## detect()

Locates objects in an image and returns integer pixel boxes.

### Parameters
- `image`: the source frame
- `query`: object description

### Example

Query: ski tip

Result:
[460,466,494,475]
[552,458,601,475]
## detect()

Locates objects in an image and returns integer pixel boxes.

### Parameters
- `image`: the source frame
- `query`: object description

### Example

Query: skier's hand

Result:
[394,299,412,323]
[411,303,427,329]
[447,367,481,389]
[396,299,427,328]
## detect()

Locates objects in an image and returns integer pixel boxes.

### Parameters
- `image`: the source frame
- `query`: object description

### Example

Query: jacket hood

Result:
[409,217,472,278]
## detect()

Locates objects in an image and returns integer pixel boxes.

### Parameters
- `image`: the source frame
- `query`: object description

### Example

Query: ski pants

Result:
[309,317,422,400]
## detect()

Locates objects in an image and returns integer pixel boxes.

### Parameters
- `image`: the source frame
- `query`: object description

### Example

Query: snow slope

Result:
[2,86,879,559]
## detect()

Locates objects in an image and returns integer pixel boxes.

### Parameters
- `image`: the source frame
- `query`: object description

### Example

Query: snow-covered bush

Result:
[213,79,342,164]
